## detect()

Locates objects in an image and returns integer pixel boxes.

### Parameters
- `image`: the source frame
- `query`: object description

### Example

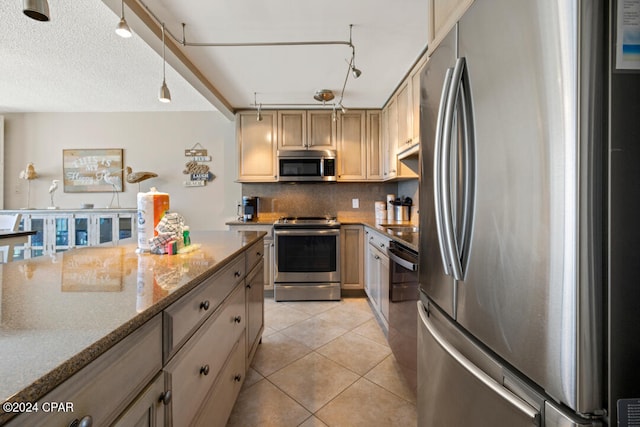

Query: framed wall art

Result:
[63,148,124,193]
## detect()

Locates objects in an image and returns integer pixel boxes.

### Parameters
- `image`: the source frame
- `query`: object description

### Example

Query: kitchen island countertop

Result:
[0,230,265,417]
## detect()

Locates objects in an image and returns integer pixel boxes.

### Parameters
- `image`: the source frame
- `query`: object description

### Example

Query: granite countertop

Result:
[226,215,419,252]
[0,230,265,415]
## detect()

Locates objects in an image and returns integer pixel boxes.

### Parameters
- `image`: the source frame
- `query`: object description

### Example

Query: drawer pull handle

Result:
[159,390,172,405]
[256,251,262,256]
[200,365,210,376]
[234,271,241,278]
[68,415,93,427]
[234,374,242,382]
[200,300,210,311]
[246,283,252,289]
[233,315,242,324]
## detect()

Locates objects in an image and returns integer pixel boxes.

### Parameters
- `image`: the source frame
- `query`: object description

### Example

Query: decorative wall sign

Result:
[63,149,124,193]
[183,143,215,187]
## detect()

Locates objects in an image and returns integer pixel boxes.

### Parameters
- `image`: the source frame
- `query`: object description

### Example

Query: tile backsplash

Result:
[241,182,418,221]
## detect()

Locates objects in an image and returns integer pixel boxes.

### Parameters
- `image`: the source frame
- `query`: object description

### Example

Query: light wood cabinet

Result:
[228,224,274,291]
[277,110,336,151]
[396,81,411,152]
[237,111,278,182]
[307,110,337,150]
[365,228,391,331]
[6,316,163,427]
[428,0,475,56]
[112,373,168,427]
[337,110,367,181]
[165,284,246,427]
[367,111,383,180]
[341,225,365,290]
[410,57,427,146]
[246,259,265,367]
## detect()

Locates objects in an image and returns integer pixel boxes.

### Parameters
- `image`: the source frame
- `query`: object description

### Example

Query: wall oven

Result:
[274,217,341,301]
[277,150,337,182]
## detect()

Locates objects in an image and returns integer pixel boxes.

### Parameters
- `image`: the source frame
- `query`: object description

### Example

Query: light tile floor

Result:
[227,297,417,427]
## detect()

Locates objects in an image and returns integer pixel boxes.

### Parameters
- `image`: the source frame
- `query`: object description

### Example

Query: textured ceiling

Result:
[1,0,428,115]
[0,1,214,113]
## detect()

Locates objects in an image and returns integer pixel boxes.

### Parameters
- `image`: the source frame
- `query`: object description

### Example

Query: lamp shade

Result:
[23,0,50,22]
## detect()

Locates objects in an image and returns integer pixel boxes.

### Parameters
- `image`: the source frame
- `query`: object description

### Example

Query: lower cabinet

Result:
[246,259,265,367]
[228,224,274,291]
[6,238,264,427]
[365,228,391,331]
[6,315,163,427]
[341,225,364,290]
[165,284,246,427]
[112,373,168,427]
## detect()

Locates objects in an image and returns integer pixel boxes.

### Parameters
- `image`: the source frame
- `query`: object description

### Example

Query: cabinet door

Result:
[387,99,399,179]
[337,110,366,181]
[74,216,91,248]
[278,111,306,150]
[237,111,278,182]
[246,259,264,366]
[396,81,411,151]
[117,214,135,240]
[307,110,337,150]
[341,225,364,290]
[51,215,72,253]
[112,373,168,427]
[264,239,274,291]
[410,57,427,146]
[26,216,46,257]
[366,111,383,180]
[428,0,475,55]
[367,243,381,311]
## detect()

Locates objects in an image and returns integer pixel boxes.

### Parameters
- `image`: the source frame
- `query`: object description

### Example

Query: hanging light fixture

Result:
[23,0,50,21]
[115,0,132,38]
[313,89,335,103]
[159,23,171,103]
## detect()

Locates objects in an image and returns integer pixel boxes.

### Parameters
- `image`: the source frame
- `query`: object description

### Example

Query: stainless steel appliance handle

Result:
[274,228,340,237]
[458,56,476,279]
[440,57,466,281]
[417,301,539,421]
[387,247,418,271]
[433,67,454,276]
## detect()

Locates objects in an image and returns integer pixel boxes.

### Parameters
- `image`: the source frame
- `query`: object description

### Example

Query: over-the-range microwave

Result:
[277,150,337,182]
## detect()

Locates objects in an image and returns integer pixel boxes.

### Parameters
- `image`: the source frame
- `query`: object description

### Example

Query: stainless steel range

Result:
[273,216,341,301]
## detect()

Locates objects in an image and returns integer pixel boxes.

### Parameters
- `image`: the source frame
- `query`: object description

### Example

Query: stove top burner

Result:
[274,216,340,228]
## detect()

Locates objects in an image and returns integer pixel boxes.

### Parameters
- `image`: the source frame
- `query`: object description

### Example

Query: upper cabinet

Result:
[428,0,475,55]
[277,110,336,151]
[237,111,278,182]
[337,110,367,181]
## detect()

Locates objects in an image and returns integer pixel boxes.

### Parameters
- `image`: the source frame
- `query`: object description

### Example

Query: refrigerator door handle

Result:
[441,57,466,280]
[433,67,455,276]
[458,57,476,278]
[418,301,539,422]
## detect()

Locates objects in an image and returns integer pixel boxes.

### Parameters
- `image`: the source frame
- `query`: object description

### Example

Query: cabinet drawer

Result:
[367,228,391,251]
[166,284,246,427]
[193,331,246,427]
[6,315,163,427]
[245,239,264,273]
[164,254,245,361]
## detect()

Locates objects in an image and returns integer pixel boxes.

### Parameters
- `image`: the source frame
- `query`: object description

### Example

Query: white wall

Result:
[2,112,240,230]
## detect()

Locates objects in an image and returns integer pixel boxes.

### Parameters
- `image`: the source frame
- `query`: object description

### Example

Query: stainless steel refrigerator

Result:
[417,0,640,425]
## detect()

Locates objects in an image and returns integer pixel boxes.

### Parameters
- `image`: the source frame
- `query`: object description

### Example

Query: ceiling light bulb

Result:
[116,17,132,38]
[159,80,171,103]
[257,104,263,122]
[23,0,50,21]
[115,1,132,38]
[159,24,171,103]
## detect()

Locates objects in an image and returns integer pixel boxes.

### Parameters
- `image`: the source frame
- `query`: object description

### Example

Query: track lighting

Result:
[159,23,171,103]
[351,64,362,79]
[23,0,50,22]
[257,104,263,122]
[115,0,132,38]
[314,89,335,103]
[339,103,347,114]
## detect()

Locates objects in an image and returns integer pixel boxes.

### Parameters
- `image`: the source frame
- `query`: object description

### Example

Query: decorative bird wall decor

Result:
[126,166,158,184]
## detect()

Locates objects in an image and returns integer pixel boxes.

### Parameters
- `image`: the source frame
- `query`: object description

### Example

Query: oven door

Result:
[274,228,340,283]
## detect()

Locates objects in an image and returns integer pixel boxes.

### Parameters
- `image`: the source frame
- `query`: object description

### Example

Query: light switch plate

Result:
[352,198,359,209]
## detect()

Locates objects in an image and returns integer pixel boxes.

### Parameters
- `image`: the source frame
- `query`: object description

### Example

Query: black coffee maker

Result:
[241,196,259,221]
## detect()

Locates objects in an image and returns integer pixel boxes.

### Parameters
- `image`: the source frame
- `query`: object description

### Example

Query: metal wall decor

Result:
[183,143,214,187]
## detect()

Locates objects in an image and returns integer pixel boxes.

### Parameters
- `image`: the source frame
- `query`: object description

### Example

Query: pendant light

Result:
[115,0,132,38]
[23,0,50,21]
[159,23,171,103]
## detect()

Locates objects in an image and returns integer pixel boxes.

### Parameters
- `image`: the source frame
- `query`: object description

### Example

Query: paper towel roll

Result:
[137,187,170,251]
[375,201,386,211]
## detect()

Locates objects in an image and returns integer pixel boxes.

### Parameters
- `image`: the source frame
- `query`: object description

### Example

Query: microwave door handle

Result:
[320,158,324,177]
[434,67,454,277]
